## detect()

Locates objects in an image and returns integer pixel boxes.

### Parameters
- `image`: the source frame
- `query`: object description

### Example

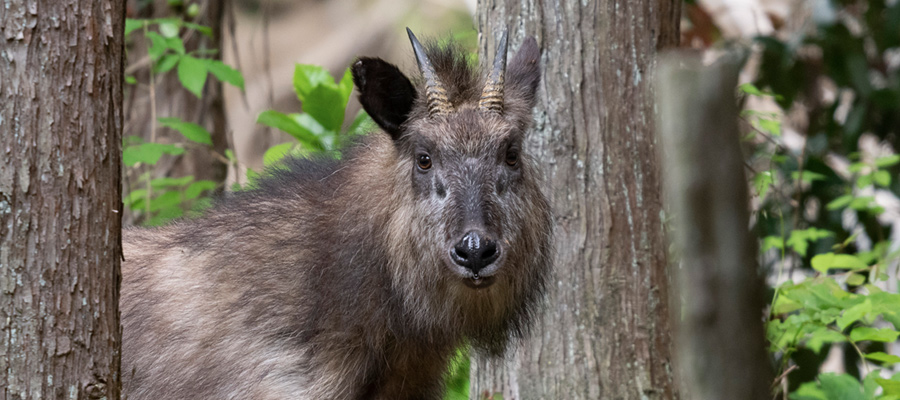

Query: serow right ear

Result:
[352,57,416,140]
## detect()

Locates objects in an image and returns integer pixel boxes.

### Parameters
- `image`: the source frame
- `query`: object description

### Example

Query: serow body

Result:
[121,29,552,400]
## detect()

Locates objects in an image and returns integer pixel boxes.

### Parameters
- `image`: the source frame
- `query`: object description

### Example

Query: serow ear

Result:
[352,57,416,140]
[507,37,541,106]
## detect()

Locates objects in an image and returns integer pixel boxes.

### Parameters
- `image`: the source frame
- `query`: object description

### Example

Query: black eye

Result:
[505,149,519,167]
[417,154,432,170]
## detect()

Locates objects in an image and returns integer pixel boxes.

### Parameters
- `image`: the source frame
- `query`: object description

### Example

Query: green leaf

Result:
[792,170,828,183]
[790,381,827,400]
[338,67,354,107]
[165,36,185,55]
[874,170,891,187]
[806,327,846,353]
[870,292,900,329]
[125,75,137,84]
[865,352,900,364]
[145,31,169,61]
[837,299,872,331]
[757,117,782,136]
[787,228,834,257]
[849,327,900,342]
[875,155,900,168]
[772,295,803,314]
[739,83,767,96]
[763,235,785,252]
[205,59,245,91]
[754,171,774,199]
[177,55,208,98]
[154,54,181,74]
[149,190,183,212]
[123,143,185,166]
[158,117,212,145]
[256,110,324,150]
[846,273,865,286]
[818,373,866,400]
[246,168,260,183]
[186,3,200,18]
[125,19,144,37]
[263,142,294,167]
[302,85,346,132]
[826,194,853,210]
[811,253,868,274]
[292,64,334,101]
[185,180,217,200]
[123,189,148,208]
[158,21,180,38]
[150,176,194,188]
[183,22,213,38]
[347,109,374,136]
[143,205,183,227]
[225,149,237,163]
[878,378,900,396]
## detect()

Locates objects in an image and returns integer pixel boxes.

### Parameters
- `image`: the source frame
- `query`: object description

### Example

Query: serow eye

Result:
[417,154,432,170]
[505,150,519,167]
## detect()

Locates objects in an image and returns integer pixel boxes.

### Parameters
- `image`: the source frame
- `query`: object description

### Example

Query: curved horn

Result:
[479,30,508,114]
[406,28,452,116]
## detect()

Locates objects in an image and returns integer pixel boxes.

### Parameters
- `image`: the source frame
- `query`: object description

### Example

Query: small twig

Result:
[125,55,153,76]
[226,0,250,110]
[144,23,157,217]
[771,364,798,390]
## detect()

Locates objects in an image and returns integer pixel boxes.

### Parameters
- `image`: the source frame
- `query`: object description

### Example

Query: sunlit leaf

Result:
[263,142,295,167]
[811,253,868,274]
[123,143,184,166]
[206,59,245,91]
[158,117,212,145]
[850,327,900,342]
[865,352,900,364]
[177,55,208,98]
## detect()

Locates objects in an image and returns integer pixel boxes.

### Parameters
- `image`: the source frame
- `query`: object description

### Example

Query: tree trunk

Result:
[0,1,124,399]
[657,54,773,400]
[472,1,681,399]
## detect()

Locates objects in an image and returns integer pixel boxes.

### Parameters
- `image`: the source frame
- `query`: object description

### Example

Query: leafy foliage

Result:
[745,1,900,397]
[251,63,373,181]
[122,17,243,225]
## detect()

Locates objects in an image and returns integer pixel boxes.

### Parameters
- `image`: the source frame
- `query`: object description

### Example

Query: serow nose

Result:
[450,231,500,275]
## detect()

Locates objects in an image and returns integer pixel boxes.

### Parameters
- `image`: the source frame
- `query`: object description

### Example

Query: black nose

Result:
[450,231,500,275]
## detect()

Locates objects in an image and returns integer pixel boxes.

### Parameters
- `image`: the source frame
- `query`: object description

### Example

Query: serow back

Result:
[121,29,552,400]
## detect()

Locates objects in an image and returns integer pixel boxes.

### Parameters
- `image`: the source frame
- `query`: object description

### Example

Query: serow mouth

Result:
[463,275,496,289]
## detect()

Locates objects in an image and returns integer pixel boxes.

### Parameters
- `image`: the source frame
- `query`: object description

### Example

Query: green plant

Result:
[742,1,900,392]
[252,63,372,182]
[123,17,243,225]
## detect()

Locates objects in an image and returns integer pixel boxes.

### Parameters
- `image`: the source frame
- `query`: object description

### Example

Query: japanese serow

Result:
[121,29,552,400]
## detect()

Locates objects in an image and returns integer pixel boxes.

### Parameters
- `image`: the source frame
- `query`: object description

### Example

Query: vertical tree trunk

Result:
[473,1,681,399]
[0,1,124,399]
[657,54,773,400]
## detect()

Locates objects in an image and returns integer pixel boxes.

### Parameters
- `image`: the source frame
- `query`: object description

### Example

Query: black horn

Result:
[479,30,508,114]
[407,28,452,116]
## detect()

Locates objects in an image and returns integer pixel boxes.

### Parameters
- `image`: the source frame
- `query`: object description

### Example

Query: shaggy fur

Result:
[121,34,551,400]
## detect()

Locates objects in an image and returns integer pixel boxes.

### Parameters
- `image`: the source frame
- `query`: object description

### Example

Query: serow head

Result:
[352,29,546,291]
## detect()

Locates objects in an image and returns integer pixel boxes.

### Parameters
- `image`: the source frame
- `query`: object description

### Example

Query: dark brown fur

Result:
[121,34,551,400]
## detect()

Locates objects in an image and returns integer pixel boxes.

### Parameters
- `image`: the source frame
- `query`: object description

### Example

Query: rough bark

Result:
[657,54,773,400]
[0,1,124,399]
[472,0,681,399]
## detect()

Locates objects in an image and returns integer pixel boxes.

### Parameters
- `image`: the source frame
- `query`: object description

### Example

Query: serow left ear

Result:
[507,37,541,107]
[351,57,417,140]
